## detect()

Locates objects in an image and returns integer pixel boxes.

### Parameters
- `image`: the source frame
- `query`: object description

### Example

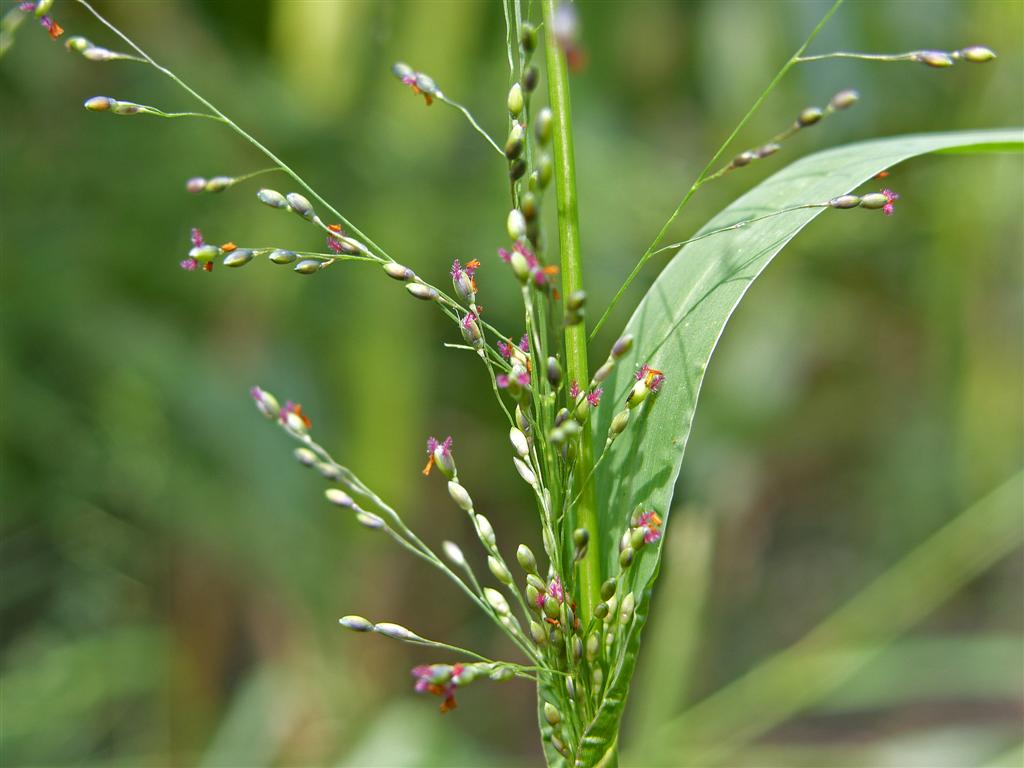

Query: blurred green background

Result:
[2,1,1022,766]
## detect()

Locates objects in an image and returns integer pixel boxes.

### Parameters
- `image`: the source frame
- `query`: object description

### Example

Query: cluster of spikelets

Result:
[6,0,999,760]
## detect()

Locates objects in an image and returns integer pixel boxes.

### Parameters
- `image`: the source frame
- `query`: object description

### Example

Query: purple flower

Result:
[637,510,663,543]
[568,381,581,399]
[497,340,511,359]
[881,188,900,216]
[518,334,529,353]
[496,373,510,388]
[587,388,603,407]
[423,435,453,477]
[636,364,666,393]
[179,258,198,272]
[191,227,204,247]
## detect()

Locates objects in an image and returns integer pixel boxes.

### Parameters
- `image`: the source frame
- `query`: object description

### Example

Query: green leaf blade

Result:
[596,129,1022,587]
[581,130,1021,763]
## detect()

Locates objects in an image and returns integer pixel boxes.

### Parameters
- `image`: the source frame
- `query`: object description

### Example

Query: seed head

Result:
[797,106,823,127]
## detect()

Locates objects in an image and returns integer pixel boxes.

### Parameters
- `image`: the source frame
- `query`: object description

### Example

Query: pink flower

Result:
[637,510,663,543]
[191,227,204,247]
[496,373,510,388]
[636,364,666,393]
[587,388,603,407]
[535,576,565,608]
[497,340,511,359]
[411,663,462,713]
[423,435,453,476]
[179,258,198,271]
[881,188,900,216]
[568,381,581,399]
[518,334,529,353]
[279,401,312,429]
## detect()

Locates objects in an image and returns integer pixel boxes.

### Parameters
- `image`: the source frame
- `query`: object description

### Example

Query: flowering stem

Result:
[542,0,600,624]
[75,0,390,263]
[435,94,504,157]
[796,51,926,63]
[588,0,843,340]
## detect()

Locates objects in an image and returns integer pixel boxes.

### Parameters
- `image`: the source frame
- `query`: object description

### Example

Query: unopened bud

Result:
[537,154,553,188]
[565,289,586,311]
[958,45,996,63]
[610,410,630,438]
[521,22,538,52]
[572,636,584,660]
[619,546,635,568]
[592,360,614,383]
[755,142,781,159]
[509,250,531,283]
[413,72,438,95]
[517,544,538,575]
[565,676,576,700]
[285,192,315,220]
[586,631,600,660]
[509,158,527,181]
[356,512,385,529]
[475,515,496,548]
[186,177,206,194]
[573,528,589,561]
[513,457,537,487]
[630,527,647,549]
[383,262,414,281]
[316,461,341,482]
[205,175,233,193]
[111,100,144,115]
[523,65,539,92]
[919,50,955,68]
[374,622,420,641]
[515,406,531,434]
[391,61,413,80]
[294,259,320,274]
[526,573,546,592]
[507,83,524,116]
[859,192,888,209]
[223,249,253,267]
[594,602,609,619]
[535,107,553,145]
[510,427,530,458]
[505,123,525,160]
[829,89,859,110]
[543,701,561,725]
[339,615,374,632]
[797,106,823,127]
[65,35,90,53]
[84,96,113,112]
[294,447,317,466]
[611,334,634,360]
[626,380,649,408]
[619,592,636,623]
[829,194,861,209]
[521,191,539,221]
[442,540,466,567]
[447,481,474,512]
[507,209,527,240]
[731,150,756,168]
[546,357,562,388]
[543,595,560,619]
[257,188,288,209]
[531,620,548,645]
[325,488,353,507]
[600,578,617,601]
[484,587,511,615]
[405,283,438,301]
[488,556,513,585]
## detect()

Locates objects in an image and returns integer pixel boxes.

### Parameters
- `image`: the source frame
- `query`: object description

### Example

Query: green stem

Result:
[589,0,843,340]
[542,0,600,625]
